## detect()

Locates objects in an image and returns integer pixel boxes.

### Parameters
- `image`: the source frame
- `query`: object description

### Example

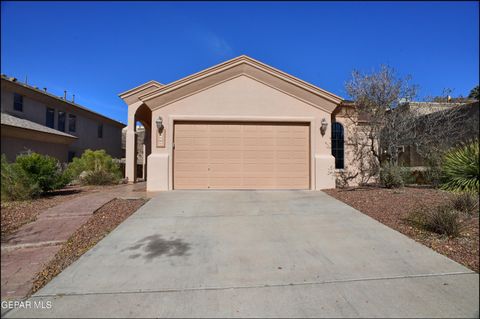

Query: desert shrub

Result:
[399,167,417,185]
[15,152,70,193]
[80,170,119,185]
[1,155,41,201]
[424,165,443,187]
[441,140,479,193]
[407,205,463,237]
[1,153,69,201]
[66,149,122,185]
[380,163,404,188]
[450,192,479,216]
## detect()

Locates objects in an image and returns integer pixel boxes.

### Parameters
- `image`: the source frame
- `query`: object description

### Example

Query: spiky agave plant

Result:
[441,140,479,193]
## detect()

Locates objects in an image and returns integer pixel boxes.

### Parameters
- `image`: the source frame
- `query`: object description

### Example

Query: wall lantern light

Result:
[155,116,164,132]
[320,118,328,136]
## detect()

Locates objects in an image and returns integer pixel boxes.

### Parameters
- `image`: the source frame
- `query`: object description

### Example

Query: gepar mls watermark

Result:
[1,300,52,310]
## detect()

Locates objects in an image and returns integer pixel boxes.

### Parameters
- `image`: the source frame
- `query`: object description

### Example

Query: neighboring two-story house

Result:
[1,75,125,163]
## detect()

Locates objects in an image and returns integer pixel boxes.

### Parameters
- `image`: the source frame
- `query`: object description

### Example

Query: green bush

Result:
[441,141,479,193]
[1,152,68,201]
[66,149,122,185]
[450,192,479,216]
[399,167,417,185]
[1,155,41,201]
[15,152,70,193]
[407,205,463,237]
[81,170,119,185]
[380,163,404,188]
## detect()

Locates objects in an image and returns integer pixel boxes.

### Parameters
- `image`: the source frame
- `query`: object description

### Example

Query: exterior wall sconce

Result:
[320,118,328,136]
[155,116,164,132]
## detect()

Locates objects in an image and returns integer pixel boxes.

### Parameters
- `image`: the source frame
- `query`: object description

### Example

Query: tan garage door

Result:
[173,121,310,189]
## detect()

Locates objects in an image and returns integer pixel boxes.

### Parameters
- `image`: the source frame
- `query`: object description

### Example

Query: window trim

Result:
[46,107,55,129]
[58,111,66,132]
[331,122,345,169]
[13,93,23,112]
[97,123,103,138]
[68,114,76,133]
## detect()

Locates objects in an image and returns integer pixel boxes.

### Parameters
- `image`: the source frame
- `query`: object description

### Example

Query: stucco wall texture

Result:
[122,56,345,192]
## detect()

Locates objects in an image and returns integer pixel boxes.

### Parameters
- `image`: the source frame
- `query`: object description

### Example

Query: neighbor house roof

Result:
[1,75,125,128]
[1,112,77,139]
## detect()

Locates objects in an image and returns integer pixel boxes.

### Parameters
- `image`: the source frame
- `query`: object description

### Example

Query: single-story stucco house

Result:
[120,55,360,191]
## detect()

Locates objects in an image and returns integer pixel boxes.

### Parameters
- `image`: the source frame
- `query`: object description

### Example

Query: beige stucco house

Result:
[120,55,361,191]
[1,75,125,163]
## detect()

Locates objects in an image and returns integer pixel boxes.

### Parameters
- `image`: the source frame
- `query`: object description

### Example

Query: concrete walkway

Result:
[1,183,148,300]
[4,191,479,318]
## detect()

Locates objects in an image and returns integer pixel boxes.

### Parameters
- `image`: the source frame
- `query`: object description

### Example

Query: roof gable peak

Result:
[137,55,343,106]
[118,80,163,99]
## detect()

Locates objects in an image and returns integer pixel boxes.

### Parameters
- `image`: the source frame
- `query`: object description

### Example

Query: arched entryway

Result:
[125,103,151,183]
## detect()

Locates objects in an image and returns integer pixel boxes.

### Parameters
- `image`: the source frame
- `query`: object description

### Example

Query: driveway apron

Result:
[5,191,479,318]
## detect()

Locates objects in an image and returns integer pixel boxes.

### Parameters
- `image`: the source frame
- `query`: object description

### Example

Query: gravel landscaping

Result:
[1,186,89,240]
[29,198,147,295]
[0,184,134,241]
[324,186,479,272]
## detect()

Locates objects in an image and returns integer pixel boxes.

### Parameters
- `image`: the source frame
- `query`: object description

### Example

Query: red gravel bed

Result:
[29,198,147,295]
[1,186,93,240]
[0,184,132,240]
[324,186,479,272]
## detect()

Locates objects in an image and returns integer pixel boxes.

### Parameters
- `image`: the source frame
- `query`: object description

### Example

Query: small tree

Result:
[340,65,475,188]
[339,65,417,185]
[468,85,479,100]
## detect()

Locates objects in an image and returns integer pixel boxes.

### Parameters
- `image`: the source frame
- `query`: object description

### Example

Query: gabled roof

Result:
[1,112,77,139]
[118,80,164,99]
[134,56,343,113]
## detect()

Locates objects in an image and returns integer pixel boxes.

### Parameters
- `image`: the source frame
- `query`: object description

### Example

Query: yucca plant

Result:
[441,140,479,193]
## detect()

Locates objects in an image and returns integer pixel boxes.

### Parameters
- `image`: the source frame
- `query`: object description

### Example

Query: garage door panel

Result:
[210,163,243,173]
[174,162,209,173]
[174,122,310,189]
[174,150,209,161]
[174,177,209,189]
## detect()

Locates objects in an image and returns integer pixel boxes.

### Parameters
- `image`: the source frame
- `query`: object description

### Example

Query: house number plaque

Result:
[157,129,166,148]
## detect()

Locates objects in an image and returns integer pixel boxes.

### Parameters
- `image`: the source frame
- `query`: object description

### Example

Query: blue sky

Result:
[1,1,478,124]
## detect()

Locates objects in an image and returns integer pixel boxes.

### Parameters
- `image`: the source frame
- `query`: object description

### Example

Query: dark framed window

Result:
[13,93,23,112]
[68,114,76,132]
[331,122,344,169]
[67,151,76,162]
[97,123,103,138]
[46,107,55,128]
[58,111,66,132]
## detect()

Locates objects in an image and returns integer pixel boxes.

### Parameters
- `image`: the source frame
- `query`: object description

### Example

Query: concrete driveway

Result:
[5,191,479,318]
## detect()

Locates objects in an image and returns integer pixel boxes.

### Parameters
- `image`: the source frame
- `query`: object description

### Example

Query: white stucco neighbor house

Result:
[120,55,357,191]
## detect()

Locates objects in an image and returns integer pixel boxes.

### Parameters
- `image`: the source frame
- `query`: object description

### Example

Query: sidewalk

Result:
[1,182,149,300]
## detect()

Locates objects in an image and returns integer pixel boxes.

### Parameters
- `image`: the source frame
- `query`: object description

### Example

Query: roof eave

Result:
[118,80,163,99]
[1,123,78,139]
[137,56,344,105]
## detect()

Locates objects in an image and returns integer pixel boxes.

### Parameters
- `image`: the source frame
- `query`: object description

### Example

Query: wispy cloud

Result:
[203,31,234,57]
[190,25,234,58]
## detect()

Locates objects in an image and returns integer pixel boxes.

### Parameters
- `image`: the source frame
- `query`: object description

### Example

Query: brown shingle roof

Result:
[1,112,77,139]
